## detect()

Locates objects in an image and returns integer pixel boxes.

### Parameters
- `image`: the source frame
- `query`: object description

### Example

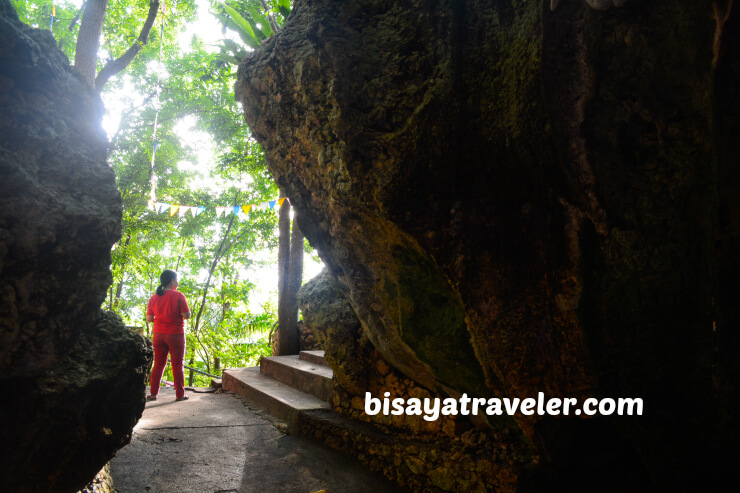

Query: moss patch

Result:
[381,238,488,400]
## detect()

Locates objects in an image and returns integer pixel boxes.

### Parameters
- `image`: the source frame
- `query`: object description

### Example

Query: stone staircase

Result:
[222,350,332,429]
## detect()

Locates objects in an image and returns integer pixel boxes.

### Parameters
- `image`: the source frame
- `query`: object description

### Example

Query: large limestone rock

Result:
[298,269,374,395]
[0,2,152,491]
[237,0,737,488]
[0,0,120,378]
[0,312,152,493]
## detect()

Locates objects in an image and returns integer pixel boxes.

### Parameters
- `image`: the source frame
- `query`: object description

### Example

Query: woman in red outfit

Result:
[146,269,191,401]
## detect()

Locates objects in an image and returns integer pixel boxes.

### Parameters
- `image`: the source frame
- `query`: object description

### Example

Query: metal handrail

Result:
[166,359,221,379]
[184,364,221,379]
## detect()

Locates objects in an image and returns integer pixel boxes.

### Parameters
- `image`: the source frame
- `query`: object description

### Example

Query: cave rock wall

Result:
[237,0,737,488]
[0,2,152,491]
[299,270,532,491]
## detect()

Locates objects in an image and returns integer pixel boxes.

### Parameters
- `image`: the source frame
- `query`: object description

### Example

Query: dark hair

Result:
[156,270,177,296]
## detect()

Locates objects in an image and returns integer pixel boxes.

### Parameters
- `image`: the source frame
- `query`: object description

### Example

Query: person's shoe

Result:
[175,395,189,401]
[146,395,157,401]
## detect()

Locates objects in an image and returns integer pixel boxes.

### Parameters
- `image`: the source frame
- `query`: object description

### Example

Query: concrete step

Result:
[260,355,333,401]
[222,367,330,426]
[299,350,328,367]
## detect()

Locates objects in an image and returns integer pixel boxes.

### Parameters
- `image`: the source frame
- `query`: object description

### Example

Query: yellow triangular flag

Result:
[170,205,180,216]
[241,205,252,214]
[277,197,287,207]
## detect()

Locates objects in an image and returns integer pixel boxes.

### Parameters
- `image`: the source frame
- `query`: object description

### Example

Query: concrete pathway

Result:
[110,387,403,493]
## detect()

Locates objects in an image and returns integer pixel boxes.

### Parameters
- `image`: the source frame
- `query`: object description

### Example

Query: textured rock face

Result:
[0,0,120,378]
[298,270,375,395]
[0,2,152,491]
[0,312,152,493]
[238,0,738,488]
[299,269,534,491]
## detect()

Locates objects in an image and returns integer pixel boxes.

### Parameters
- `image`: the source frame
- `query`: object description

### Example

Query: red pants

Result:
[150,332,186,399]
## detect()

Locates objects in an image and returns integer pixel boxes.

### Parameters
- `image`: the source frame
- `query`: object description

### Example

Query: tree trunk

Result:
[192,209,237,334]
[286,209,304,349]
[112,234,131,311]
[74,0,108,87]
[276,188,299,354]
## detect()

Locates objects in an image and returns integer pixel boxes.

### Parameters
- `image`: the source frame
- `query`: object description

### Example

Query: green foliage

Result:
[11,0,81,58]
[97,0,284,382]
[11,0,308,387]
[12,1,198,73]
[217,0,291,51]
[222,3,260,49]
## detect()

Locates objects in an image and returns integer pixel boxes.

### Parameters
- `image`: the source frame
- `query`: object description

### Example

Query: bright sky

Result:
[98,0,323,314]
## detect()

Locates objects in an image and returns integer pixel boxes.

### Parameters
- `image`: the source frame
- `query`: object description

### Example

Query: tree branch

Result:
[94,0,160,91]
[192,192,241,334]
[258,0,280,33]
[69,1,87,32]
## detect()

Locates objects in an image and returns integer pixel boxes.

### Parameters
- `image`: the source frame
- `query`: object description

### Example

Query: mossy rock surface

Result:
[238,0,738,488]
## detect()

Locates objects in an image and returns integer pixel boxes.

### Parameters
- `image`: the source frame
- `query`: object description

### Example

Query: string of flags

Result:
[140,1,284,222]
[149,198,288,218]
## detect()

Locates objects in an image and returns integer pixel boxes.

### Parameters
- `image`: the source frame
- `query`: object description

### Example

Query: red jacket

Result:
[147,290,190,335]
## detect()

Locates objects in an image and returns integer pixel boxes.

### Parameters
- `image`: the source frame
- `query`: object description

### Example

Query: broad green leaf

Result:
[221,38,244,57]
[247,17,267,41]
[246,4,274,38]
[222,3,260,49]
[277,0,291,19]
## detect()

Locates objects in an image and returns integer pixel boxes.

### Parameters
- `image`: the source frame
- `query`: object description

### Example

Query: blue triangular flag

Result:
[269,200,276,210]
[233,206,241,215]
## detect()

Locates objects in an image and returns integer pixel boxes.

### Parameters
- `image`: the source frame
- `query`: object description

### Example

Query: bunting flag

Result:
[149,199,288,220]
[136,0,284,226]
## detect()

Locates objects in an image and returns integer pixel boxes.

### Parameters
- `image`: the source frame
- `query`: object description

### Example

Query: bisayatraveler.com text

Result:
[365,392,643,421]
